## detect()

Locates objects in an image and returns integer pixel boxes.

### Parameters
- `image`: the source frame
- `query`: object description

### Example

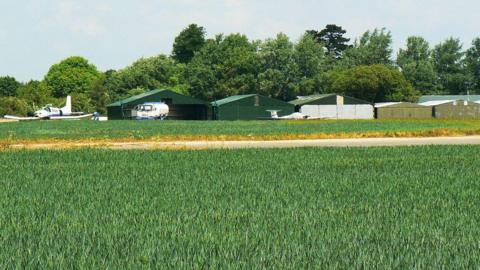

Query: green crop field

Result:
[1,119,480,142]
[1,146,480,268]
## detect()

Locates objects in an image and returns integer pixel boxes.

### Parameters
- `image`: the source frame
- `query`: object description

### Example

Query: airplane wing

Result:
[3,115,41,121]
[49,114,93,120]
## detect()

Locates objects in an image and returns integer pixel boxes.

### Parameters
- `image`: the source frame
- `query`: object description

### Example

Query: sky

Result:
[1,0,479,82]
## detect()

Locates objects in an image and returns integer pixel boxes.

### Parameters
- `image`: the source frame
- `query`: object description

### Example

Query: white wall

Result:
[300,105,374,119]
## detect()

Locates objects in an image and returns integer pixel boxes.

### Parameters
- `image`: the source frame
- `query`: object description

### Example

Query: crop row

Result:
[1,146,480,268]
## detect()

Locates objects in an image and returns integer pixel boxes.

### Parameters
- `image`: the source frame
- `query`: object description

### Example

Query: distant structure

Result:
[289,94,374,120]
[418,95,480,104]
[211,94,294,120]
[431,100,480,119]
[107,89,209,120]
[375,102,433,119]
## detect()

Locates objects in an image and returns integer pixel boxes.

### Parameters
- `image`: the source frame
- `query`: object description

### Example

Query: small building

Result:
[419,95,480,104]
[432,100,480,119]
[375,102,433,119]
[289,94,374,119]
[107,89,209,120]
[211,94,295,120]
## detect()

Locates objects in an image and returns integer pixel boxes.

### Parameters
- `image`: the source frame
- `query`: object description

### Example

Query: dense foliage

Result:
[2,24,480,116]
[172,24,206,64]
[324,65,420,103]
[1,146,480,268]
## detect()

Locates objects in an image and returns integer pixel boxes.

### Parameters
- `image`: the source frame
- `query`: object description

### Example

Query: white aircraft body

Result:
[3,96,92,121]
[132,102,169,120]
[267,110,309,120]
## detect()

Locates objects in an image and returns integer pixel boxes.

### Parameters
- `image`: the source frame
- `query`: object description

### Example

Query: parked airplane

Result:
[265,110,310,120]
[3,96,92,121]
[132,102,169,120]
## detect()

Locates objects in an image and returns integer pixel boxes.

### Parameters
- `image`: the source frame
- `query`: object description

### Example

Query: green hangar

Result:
[211,94,295,120]
[107,89,209,120]
[289,94,374,119]
[375,102,433,119]
[432,100,480,119]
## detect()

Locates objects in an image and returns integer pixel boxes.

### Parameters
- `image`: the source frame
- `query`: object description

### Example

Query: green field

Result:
[1,119,480,141]
[1,146,480,268]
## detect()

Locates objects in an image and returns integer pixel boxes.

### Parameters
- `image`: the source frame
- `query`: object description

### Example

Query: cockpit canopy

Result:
[40,105,54,112]
[135,105,154,112]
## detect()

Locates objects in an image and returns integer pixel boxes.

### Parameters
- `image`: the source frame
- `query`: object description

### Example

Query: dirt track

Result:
[0,119,17,123]
[4,136,480,150]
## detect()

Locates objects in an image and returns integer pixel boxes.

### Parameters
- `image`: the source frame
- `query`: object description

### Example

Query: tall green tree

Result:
[324,64,419,103]
[0,97,29,116]
[432,38,469,94]
[104,55,188,100]
[172,24,207,64]
[294,33,327,96]
[397,36,437,94]
[342,28,394,67]
[16,80,54,109]
[465,38,480,92]
[44,56,102,97]
[307,24,350,58]
[186,34,259,101]
[0,76,21,97]
[258,33,299,101]
[89,76,110,114]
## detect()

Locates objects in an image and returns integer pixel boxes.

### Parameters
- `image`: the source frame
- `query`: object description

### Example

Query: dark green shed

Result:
[375,102,433,119]
[211,94,295,120]
[289,94,370,111]
[433,100,480,119]
[107,89,209,120]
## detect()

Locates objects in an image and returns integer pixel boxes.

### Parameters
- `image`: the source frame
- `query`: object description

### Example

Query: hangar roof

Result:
[419,95,480,103]
[107,89,208,107]
[289,94,371,106]
[212,94,257,106]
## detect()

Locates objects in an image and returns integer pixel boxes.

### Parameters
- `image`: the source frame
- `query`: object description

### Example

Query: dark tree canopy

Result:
[172,24,207,64]
[397,36,437,94]
[432,38,469,94]
[346,28,394,67]
[308,24,351,58]
[44,56,102,98]
[466,38,480,91]
[324,64,420,103]
[186,34,259,101]
[0,76,21,97]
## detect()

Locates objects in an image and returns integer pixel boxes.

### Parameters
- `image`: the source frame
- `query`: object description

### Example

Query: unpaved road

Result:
[4,136,480,150]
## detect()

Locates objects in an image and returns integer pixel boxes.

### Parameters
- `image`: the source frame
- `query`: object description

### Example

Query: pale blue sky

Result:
[1,0,479,81]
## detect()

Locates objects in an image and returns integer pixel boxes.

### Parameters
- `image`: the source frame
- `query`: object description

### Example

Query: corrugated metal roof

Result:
[289,94,336,106]
[107,89,206,107]
[374,102,402,108]
[375,102,430,108]
[418,95,480,103]
[211,94,257,106]
[419,100,456,106]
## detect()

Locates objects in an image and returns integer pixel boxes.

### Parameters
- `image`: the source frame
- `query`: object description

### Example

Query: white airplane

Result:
[132,102,169,120]
[266,110,309,120]
[3,96,92,121]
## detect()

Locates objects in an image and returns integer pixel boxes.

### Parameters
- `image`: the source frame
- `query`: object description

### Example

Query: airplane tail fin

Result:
[62,96,72,114]
[267,110,280,119]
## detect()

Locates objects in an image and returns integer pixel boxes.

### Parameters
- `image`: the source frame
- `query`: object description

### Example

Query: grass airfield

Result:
[1,120,480,268]
[1,119,480,144]
[1,146,479,268]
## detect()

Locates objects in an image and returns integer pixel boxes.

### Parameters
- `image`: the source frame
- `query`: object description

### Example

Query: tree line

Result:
[1,24,480,116]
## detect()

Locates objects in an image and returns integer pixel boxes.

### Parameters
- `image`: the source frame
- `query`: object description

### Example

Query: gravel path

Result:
[4,136,480,150]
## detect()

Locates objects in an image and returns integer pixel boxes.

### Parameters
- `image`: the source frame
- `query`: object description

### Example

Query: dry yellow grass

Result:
[0,119,17,123]
[2,128,480,151]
